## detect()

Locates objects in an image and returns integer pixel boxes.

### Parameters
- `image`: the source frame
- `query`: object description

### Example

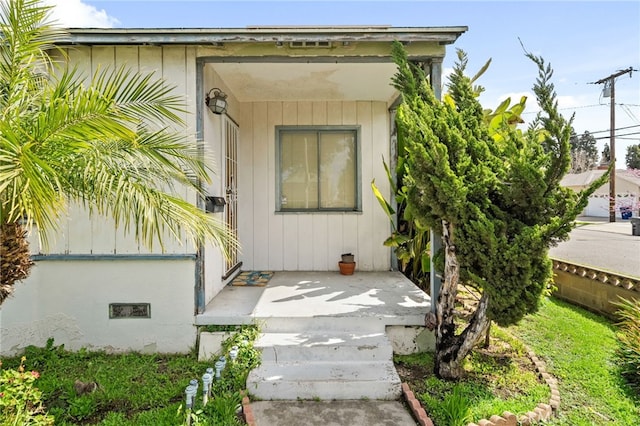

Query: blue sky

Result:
[55,1,640,167]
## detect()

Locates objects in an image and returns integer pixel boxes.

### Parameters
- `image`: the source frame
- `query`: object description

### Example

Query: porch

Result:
[195,271,431,329]
[195,271,433,400]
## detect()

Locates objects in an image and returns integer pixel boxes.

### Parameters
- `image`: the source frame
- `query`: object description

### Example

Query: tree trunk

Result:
[0,222,33,305]
[434,220,491,380]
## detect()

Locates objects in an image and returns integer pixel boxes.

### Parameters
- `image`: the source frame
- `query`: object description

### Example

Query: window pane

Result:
[280,132,318,209]
[319,131,356,209]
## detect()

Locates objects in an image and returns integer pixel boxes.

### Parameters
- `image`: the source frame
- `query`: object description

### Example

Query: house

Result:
[561,169,640,218]
[0,26,466,356]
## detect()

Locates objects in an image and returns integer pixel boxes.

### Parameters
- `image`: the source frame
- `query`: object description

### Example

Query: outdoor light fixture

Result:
[214,360,224,379]
[205,87,228,114]
[185,384,197,408]
[229,345,239,362]
[202,373,213,405]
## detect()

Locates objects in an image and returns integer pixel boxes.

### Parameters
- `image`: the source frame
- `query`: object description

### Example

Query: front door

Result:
[223,115,240,277]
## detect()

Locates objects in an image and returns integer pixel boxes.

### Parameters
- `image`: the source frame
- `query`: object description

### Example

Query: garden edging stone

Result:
[401,345,560,426]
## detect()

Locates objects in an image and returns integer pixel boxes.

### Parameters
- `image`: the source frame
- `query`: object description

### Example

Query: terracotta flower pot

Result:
[338,261,356,275]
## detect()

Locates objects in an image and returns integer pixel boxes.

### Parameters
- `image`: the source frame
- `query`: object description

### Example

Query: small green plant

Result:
[204,392,243,425]
[0,357,54,425]
[66,394,97,421]
[441,385,472,426]
[177,324,260,425]
[614,297,640,390]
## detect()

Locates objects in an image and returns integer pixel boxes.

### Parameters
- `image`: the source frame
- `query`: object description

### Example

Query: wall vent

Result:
[289,41,331,48]
[109,303,151,319]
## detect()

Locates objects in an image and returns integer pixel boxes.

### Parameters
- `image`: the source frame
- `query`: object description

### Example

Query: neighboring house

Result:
[0,26,466,355]
[561,169,640,218]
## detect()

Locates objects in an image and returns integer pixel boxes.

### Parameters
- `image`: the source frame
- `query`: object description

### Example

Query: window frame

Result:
[275,125,361,213]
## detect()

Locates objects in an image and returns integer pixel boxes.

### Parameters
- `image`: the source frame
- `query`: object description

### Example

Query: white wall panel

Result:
[295,102,315,270]
[267,102,284,270]
[356,102,374,270]
[252,103,269,270]
[326,101,345,270]
[53,46,202,256]
[239,100,391,272]
[341,101,360,264]
[371,101,391,268]
[0,259,196,355]
[237,102,254,269]
[90,47,118,255]
[281,102,299,270]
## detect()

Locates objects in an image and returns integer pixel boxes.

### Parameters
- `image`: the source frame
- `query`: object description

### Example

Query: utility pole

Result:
[593,67,635,222]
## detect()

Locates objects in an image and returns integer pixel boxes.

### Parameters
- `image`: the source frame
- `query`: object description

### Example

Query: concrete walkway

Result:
[250,400,418,426]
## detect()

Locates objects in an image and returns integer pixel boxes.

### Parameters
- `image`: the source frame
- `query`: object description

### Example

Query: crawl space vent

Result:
[289,41,331,48]
[109,303,151,319]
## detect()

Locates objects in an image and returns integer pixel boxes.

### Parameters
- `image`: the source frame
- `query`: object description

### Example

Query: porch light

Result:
[205,88,228,114]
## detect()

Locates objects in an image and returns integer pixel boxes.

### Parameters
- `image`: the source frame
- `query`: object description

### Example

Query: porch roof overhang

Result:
[61,26,468,103]
[62,26,468,46]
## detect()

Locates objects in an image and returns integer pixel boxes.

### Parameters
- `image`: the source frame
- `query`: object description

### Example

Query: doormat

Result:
[231,271,274,287]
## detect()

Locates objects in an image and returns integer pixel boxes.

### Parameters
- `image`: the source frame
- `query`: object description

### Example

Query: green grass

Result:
[395,329,549,425]
[396,297,640,425]
[0,325,260,425]
[508,297,640,425]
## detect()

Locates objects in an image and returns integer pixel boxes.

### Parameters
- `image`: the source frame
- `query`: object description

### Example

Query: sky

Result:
[46,0,640,168]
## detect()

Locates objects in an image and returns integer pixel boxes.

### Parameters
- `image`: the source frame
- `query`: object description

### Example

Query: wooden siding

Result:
[237,100,392,271]
[36,46,199,255]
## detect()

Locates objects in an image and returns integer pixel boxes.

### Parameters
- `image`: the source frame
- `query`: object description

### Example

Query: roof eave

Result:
[60,26,468,46]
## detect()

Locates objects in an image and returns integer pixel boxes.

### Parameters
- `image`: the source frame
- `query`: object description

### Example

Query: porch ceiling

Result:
[210,61,400,103]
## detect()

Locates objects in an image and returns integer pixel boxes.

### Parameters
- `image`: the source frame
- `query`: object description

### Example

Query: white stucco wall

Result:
[0,259,196,356]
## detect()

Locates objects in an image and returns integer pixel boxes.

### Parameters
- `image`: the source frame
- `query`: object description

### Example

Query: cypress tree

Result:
[391,42,608,379]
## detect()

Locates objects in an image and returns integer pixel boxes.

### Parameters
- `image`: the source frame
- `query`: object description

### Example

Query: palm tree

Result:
[0,0,237,305]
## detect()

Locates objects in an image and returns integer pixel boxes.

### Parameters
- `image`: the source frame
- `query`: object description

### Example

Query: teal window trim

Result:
[275,125,361,213]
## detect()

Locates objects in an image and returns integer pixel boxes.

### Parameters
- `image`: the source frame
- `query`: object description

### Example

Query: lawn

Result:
[0,326,260,425]
[396,297,640,425]
[509,297,639,425]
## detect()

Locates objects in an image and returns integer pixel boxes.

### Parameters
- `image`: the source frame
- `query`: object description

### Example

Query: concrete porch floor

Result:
[195,271,431,327]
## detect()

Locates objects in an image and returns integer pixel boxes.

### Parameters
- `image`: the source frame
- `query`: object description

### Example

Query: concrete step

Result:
[257,315,393,333]
[255,331,393,363]
[246,360,401,400]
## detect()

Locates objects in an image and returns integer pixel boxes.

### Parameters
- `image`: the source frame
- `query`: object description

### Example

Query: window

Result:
[276,126,360,212]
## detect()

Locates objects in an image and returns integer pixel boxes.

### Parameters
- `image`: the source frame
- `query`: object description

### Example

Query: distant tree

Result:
[391,42,607,380]
[602,143,611,164]
[569,131,598,173]
[626,144,640,169]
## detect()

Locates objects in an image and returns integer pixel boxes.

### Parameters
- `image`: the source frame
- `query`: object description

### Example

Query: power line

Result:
[593,131,640,141]
[522,102,640,115]
[587,124,640,135]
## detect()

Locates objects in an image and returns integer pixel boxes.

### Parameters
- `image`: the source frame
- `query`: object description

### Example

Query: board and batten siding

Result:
[36,45,200,256]
[1,45,206,356]
[237,100,392,271]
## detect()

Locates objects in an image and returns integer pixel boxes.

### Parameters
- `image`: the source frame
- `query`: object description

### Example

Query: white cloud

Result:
[44,0,119,28]
[557,95,583,109]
